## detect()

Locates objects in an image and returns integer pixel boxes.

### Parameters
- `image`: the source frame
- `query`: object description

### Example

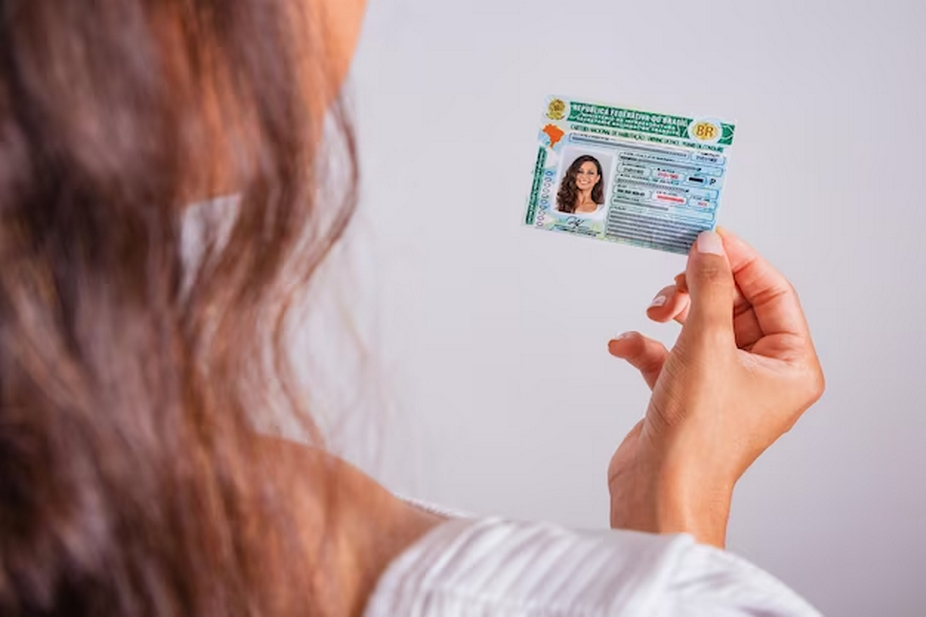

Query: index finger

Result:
[717,228,810,336]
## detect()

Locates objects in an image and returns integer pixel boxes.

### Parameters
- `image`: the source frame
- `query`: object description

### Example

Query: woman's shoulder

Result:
[364,516,821,617]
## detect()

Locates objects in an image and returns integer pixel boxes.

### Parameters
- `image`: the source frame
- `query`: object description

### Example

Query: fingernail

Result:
[649,295,667,308]
[697,231,724,256]
[615,332,633,340]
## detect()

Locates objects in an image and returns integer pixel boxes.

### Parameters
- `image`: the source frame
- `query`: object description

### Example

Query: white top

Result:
[364,517,821,617]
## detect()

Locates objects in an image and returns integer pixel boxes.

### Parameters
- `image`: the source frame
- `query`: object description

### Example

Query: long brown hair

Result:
[556,154,604,214]
[0,0,357,615]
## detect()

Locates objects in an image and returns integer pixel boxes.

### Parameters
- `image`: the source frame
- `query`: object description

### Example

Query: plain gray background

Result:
[319,1,926,614]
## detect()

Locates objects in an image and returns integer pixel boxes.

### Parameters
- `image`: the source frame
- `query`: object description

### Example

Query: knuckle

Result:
[793,362,826,407]
[623,332,646,355]
[638,353,664,376]
[808,365,826,401]
[693,262,732,290]
[697,261,726,280]
[616,335,648,365]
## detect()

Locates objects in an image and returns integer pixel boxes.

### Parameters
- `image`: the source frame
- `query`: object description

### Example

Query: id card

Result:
[524,96,736,255]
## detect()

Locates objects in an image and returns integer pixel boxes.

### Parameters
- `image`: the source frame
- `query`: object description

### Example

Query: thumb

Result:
[680,231,736,343]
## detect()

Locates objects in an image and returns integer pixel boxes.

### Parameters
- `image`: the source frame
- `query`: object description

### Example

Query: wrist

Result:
[609,428,735,548]
[655,462,733,548]
[654,426,736,547]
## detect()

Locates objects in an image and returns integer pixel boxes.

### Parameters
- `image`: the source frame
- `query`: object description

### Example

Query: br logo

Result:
[689,119,722,144]
[546,99,567,120]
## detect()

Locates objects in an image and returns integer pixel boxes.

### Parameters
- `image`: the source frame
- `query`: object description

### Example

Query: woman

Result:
[0,1,825,616]
[557,154,606,214]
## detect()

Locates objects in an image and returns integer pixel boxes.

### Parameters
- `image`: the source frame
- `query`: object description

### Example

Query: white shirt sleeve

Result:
[364,517,821,617]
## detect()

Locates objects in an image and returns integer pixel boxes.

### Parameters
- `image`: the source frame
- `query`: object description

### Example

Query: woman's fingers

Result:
[718,228,810,337]
[675,272,749,313]
[640,228,811,359]
[608,332,669,390]
[646,285,690,324]
[733,308,764,350]
[670,271,763,348]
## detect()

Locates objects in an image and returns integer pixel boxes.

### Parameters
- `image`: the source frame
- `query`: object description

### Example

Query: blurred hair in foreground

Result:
[0,0,357,614]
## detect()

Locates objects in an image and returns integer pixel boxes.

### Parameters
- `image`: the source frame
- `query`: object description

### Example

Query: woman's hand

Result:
[606,229,825,548]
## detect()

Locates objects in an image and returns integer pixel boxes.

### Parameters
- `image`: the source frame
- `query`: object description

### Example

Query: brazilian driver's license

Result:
[524,95,736,255]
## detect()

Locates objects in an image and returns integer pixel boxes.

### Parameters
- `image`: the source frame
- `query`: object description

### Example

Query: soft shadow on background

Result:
[317,1,925,615]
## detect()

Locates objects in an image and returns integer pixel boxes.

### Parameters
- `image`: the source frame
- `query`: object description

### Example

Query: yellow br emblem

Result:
[547,99,567,120]
[690,120,721,143]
